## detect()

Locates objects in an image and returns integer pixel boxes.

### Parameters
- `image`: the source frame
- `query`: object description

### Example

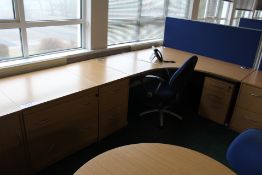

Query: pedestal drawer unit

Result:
[99,78,129,139]
[199,77,235,124]
[23,88,99,172]
[231,84,262,132]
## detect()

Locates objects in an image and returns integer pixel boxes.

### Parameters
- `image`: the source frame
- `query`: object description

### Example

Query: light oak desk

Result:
[0,47,254,174]
[231,71,262,132]
[96,47,252,81]
[74,143,235,175]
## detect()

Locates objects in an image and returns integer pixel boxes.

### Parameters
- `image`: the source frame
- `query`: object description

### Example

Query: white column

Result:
[191,0,200,20]
[88,0,108,50]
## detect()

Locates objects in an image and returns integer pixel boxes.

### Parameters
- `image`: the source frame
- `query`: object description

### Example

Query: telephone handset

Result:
[153,48,163,62]
[152,46,175,63]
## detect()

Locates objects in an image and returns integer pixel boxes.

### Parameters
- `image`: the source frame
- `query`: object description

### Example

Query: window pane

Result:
[0,0,14,20]
[108,21,137,45]
[23,0,81,21]
[0,29,22,61]
[139,21,164,41]
[141,0,165,17]
[108,0,139,45]
[168,0,192,19]
[109,0,139,20]
[197,0,232,25]
[198,0,207,18]
[254,10,262,19]
[27,25,81,55]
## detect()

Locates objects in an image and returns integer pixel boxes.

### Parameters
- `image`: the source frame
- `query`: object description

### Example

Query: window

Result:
[254,10,262,20]
[0,0,84,62]
[232,10,252,26]
[167,0,192,19]
[108,0,193,46]
[198,0,232,25]
[232,0,255,26]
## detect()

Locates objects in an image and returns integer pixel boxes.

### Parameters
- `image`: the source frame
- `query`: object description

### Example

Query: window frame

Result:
[0,0,86,62]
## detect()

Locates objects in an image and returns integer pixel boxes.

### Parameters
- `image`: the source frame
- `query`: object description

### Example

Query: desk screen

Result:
[164,17,261,68]
[239,18,262,31]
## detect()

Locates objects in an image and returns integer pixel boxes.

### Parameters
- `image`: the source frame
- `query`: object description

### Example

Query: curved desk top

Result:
[0,47,255,117]
[96,47,253,82]
[0,91,20,118]
[242,70,262,89]
[74,143,235,175]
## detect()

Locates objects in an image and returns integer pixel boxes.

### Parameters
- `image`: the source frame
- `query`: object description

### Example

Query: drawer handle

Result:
[250,93,262,99]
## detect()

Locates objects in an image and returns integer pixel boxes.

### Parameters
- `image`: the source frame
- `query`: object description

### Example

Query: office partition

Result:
[164,17,261,68]
[239,18,262,70]
[239,18,262,31]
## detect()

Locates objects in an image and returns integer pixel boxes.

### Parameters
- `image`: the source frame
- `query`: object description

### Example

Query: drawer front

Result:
[203,77,234,105]
[99,79,129,139]
[237,84,262,114]
[199,77,235,124]
[24,90,98,171]
[99,104,128,139]
[99,79,129,111]
[199,97,229,124]
[231,107,262,132]
[0,114,29,175]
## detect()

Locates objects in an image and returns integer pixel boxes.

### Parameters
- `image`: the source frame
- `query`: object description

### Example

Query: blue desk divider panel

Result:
[239,18,262,31]
[260,61,262,70]
[164,17,261,68]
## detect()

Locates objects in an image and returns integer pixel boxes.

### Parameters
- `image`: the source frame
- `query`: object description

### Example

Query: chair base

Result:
[139,108,182,127]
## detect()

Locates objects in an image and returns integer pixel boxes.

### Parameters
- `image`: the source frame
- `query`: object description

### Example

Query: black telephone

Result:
[153,48,163,62]
[152,46,175,63]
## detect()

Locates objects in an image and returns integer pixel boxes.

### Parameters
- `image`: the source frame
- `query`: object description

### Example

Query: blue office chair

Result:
[227,128,262,175]
[139,55,198,127]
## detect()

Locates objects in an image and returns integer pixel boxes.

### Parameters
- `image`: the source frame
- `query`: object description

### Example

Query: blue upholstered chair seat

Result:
[227,129,262,175]
[156,83,175,100]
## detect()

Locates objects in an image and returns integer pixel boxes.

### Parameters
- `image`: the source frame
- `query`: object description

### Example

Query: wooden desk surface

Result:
[74,143,235,175]
[242,70,262,88]
[0,66,96,109]
[137,47,254,82]
[65,59,129,85]
[0,47,255,116]
[94,51,160,75]
[0,91,20,117]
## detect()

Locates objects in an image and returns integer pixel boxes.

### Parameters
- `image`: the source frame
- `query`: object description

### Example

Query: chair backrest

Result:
[169,55,198,96]
[226,129,262,175]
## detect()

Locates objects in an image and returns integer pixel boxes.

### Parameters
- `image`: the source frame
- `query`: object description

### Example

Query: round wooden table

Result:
[74,143,236,175]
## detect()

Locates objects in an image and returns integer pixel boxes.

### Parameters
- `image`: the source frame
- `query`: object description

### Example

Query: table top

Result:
[0,91,20,118]
[0,47,255,116]
[242,70,262,89]
[65,59,129,86]
[74,143,235,175]
[134,47,254,82]
[0,66,97,109]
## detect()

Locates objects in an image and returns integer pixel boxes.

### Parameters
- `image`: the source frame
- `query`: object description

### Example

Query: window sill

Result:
[0,39,163,78]
[0,49,88,78]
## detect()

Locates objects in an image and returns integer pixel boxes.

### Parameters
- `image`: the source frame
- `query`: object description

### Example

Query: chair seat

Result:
[157,83,175,100]
[227,129,262,175]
